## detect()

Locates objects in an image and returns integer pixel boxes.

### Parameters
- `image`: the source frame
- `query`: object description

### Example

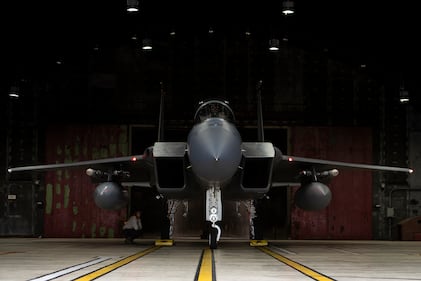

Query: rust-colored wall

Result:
[42,125,373,239]
[290,127,373,239]
[43,125,129,238]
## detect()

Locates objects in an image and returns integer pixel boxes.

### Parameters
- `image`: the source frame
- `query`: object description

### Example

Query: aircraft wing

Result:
[271,154,413,187]
[7,154,154,185]
[7,155,146,173]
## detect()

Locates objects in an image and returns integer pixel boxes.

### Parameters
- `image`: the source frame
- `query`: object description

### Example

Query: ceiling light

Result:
[269,39,280,51]
[399,86,409,103]
[8,85,20,98]
[244,27,251,37]
[142,38,152,50]
[169,26,176,37]
[126,0,139,12]
[282,0,295,15]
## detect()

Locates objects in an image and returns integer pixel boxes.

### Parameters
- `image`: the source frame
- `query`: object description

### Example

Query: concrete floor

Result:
[1,238,421,281]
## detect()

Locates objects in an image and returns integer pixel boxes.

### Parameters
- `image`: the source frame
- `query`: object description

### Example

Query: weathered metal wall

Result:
[43,125,129,238]
[408,132,421,217]
[290,127,373,239]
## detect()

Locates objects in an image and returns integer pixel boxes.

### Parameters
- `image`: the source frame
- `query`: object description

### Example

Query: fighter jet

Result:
[7,82,413,248]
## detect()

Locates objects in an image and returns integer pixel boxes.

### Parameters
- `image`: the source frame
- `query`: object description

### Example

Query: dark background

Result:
[3,1,420,123]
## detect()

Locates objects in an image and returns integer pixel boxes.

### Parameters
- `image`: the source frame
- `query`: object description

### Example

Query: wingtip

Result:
[7,168,12,173]
[409,169,414,174]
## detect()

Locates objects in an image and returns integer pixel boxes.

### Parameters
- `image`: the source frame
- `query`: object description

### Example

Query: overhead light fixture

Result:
[244,27,251,37]
[142,38,152,50]
[282,0,295,15]
[399,86,409,103]
[126,0,139,12]
[269,39,280,51]
[169,25,176,37]
[8,85,20,98]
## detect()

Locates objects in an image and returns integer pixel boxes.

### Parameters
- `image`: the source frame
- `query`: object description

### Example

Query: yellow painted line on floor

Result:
[73,246,160,281]
[258,246,336,281]
[194,249,215,281]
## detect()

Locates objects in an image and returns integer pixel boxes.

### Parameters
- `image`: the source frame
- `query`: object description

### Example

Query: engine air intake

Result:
[240,142,275,193]
[153,142,186,192]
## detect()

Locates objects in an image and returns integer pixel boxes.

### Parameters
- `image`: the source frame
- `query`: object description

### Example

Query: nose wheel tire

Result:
[209,227,218,249]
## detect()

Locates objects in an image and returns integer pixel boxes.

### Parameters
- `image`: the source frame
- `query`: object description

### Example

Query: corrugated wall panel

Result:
[44,125,129,238]
[290,127,373,239]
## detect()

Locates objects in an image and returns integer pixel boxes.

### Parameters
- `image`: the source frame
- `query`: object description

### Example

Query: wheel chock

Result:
[250,240,268,247]
[155,239,174,246]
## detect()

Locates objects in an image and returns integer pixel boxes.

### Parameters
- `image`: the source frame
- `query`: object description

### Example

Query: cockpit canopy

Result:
[194,99,235,123]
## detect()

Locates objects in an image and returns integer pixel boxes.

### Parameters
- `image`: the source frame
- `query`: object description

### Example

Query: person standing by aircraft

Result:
[123,210,143,244]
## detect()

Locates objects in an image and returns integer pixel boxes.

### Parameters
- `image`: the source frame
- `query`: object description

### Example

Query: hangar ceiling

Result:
[3,1,420,123]
[5,1,418,67]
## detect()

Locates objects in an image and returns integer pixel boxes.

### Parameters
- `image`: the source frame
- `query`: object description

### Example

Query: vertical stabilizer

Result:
[158,82,165,142]
[256,80,264,142]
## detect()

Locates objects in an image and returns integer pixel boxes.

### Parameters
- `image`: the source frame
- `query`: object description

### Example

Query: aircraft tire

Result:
[209,227,218,249]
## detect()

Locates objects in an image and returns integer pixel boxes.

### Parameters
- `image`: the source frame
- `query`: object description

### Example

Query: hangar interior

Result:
[1,1,420,242]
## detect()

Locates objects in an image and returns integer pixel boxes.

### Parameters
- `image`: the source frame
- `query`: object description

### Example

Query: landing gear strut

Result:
[206,186,222,249]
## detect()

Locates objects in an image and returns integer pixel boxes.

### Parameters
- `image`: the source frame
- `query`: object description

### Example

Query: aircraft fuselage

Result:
[187,117,242,187]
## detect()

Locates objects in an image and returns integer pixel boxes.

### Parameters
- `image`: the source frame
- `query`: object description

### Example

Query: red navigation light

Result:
[288,157,293,162]
[131,157,137,161]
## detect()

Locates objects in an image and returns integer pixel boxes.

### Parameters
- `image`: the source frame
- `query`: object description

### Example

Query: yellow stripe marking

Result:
[74,246,160,281]
[196,249,214,281]
[258,247,335,281]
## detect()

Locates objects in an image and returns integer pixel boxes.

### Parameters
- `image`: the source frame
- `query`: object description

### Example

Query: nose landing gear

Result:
[209,223,221,249]
[206,186,222,249]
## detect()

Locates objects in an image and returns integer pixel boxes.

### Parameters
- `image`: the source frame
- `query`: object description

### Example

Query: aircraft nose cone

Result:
[188,119,242,183]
